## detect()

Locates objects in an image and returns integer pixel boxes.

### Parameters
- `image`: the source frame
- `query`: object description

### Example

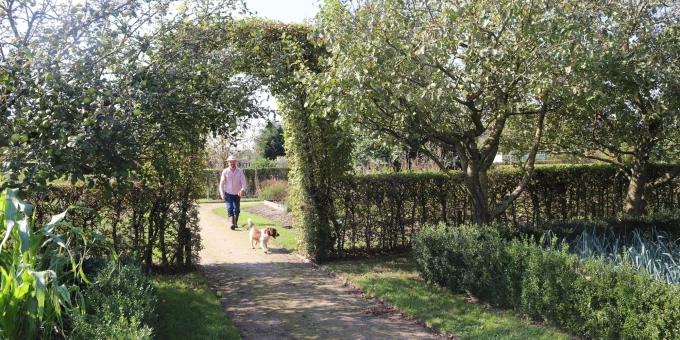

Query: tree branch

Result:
[490,106,546,219]
[645,163,680,190]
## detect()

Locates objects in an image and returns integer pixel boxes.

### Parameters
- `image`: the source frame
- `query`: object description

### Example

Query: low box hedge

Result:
[412,225,680,339]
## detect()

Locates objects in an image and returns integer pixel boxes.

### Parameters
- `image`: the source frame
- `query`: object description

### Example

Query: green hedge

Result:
[412,225,680,339]
[200,167,289,199]
[28,183,202,269]
[329,164,680,259]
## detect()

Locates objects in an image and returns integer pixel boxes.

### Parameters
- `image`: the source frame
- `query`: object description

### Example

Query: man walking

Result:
[219,155,247,230]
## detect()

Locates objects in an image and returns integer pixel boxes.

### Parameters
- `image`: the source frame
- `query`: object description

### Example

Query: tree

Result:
[96,3,266,267]
[351,130,402,172]
[255,120,285,160]
[205,135,238,169]
[547,0,680,216]
[1,0,267,268]
[0,0,264,191]
[253,157,276,168]
[308,0,573,225]
[1,0,171,190]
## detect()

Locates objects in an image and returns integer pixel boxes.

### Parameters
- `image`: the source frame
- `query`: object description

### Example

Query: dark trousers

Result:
[225,193,241,217]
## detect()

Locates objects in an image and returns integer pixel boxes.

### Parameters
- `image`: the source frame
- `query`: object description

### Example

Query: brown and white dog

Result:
[248,218,280,253]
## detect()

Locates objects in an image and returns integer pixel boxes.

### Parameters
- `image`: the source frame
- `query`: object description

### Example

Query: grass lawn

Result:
[154,271,240,340]
[323,254,573,340]
[212,204,298,253]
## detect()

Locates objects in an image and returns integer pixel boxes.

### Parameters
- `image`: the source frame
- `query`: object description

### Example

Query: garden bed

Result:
[262,199,286,211]
[242,203,294,228]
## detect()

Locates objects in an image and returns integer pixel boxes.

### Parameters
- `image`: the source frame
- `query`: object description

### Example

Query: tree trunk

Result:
[184,225,192,267]
[145,215,154,269]
[464,165,491,225]
[177,200,188,266]
[159,211,168,267]
[625,161,648,217]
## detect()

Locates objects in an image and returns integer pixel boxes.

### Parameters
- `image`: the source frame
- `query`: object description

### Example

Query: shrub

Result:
[412,224,680,339]
[257,178,289,201]
[412,224,524,307]
[325,164,680,260]
[253,158,276,168]
[68,256,156,340]
[520,210,680,243]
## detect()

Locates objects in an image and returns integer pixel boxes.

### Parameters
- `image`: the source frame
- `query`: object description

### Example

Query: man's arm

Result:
[218,170,226,200]
[239,169,247,196]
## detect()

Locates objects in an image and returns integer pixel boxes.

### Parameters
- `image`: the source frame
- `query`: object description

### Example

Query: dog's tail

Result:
[248,218,254,227]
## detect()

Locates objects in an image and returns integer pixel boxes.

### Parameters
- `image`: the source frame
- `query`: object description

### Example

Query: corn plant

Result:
[0,188,110,339]
[570,227,680,285]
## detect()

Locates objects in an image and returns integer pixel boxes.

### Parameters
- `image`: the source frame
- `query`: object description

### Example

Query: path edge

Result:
[294,254,453,339]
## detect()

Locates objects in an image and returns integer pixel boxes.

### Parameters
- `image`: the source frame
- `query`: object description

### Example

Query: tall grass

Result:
[0,188,109,339]
[257,178,288,201]
[569,227,680,284]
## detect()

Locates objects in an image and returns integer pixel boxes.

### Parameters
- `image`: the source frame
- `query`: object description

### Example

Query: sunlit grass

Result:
[212,205,298,253]
[323,254,572,340]
[154,271,240,340]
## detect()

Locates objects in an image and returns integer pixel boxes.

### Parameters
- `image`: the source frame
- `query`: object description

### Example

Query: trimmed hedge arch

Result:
[222,20,352,261]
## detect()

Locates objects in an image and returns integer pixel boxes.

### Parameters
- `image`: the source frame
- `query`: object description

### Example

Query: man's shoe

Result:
[230,216,236,230]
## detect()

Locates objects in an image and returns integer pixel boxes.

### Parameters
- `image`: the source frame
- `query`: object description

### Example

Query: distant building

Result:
[498,153,548,163]
[240,158,253,168]
[274,156,288,167]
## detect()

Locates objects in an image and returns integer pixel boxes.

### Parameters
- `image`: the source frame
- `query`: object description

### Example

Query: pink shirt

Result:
[219,167,247,195]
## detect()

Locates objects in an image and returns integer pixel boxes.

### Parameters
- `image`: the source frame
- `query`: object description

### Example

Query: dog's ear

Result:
[267,228,278,238]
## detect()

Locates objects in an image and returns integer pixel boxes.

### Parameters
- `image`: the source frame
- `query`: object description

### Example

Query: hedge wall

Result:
[200,167,289,199]
[330,164,680,259]
[27,182,202,269]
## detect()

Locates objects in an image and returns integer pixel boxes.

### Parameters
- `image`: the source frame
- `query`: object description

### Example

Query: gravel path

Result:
[198,203,440,340]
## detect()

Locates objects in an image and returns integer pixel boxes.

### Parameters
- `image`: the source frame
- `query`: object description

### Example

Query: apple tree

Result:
[547,0,680,216]
[307,0,575,224]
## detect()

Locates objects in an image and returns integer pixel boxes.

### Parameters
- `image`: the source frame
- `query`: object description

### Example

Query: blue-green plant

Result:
[571,228,680,284]
[0,188,109,339]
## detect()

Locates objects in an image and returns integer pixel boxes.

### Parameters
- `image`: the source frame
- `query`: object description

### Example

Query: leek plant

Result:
[0,188,109,339]
[571,227,680,284]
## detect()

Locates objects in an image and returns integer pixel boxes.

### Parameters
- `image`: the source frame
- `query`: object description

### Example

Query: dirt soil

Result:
[198,203,442,340]
[241,204,295,228]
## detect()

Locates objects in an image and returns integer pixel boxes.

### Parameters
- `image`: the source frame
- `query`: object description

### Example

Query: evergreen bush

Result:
[412,224,680,339]
[69,257,156,340]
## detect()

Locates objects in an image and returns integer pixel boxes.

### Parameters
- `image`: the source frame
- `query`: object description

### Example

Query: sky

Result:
[242,0,321,24]
[237,0,322,149]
